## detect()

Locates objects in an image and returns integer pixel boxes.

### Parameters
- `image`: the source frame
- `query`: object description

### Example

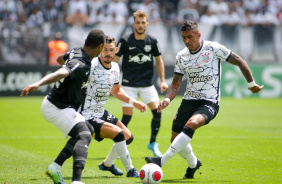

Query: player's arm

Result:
[158,73,183,111]
[110,83,147,112]
[113,55,121,63]
[57,54,65,65]
[227,52,263,93]
[20,68,70,96]
[155,55,168,93]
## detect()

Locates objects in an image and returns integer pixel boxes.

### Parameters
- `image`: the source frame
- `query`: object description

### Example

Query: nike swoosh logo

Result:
[129,47,136,50]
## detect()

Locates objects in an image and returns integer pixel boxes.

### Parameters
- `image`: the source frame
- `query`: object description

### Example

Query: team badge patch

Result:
[144,45,151,52]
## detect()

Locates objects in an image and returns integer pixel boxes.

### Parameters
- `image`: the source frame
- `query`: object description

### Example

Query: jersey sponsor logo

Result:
[186,90,206,98]
[144,45,151,52]
[129,53,151,64]
[94,87,109,102]
[188,67,213,83]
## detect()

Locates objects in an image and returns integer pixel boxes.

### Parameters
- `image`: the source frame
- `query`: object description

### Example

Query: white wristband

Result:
[248,81,256,88]
[128,97,136,105]
[164,98,170,103]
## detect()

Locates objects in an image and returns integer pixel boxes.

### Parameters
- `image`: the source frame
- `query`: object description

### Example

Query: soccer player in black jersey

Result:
[53,36,147,179]
[21,29,105,184]
[145,21,264,179]
[113,10,168,158]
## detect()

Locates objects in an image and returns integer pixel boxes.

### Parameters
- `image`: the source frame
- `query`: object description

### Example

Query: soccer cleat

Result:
[147,142,162,157]
[45,165,65,184]
[98,162,124,176]
[183,159,202,179]
[70,181,85,184]
[145,156,162,167]
[126,167,139,177]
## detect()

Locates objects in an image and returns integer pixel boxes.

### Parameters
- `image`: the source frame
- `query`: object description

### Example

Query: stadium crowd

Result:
[0,0,282,64]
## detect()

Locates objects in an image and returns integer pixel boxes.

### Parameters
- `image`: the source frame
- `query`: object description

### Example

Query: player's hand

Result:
[20,83,39,96]
[157,99,169,112]
[248,84,264,93]
[134,101,147,112]
[160,82,168,93]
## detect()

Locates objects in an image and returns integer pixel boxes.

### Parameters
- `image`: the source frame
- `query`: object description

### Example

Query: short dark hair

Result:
[105,35,116,45]
[181,21,198,31]
[85,29,105,48]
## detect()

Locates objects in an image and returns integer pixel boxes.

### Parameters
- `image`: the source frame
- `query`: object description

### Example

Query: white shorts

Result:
[121,85,159,107]
[40,97,85,138]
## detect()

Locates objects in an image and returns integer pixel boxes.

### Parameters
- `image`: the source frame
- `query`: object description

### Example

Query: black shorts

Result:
[87,110,119,142]
[172,99,219,133]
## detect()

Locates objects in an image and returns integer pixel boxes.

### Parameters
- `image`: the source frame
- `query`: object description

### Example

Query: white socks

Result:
[178,143,197,168]
[104,141,133,172]
[161,132,192,166]
[49,162,62,171]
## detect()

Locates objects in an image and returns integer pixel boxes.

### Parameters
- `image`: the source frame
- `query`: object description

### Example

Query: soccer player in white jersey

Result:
[50,36,147,182]
[145,21,264,179]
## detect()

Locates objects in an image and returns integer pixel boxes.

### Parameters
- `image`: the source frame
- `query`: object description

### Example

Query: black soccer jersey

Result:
[116,33,161,87]
[47,47,91,110]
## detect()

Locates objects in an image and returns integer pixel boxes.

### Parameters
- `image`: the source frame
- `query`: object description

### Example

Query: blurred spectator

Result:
[65,9,88,26]
[67,0,88,15]
[0,0,17,13]
[200,8,221,26]
[160,1,178,54]
[126,0,142,24]
[26,6,44,28]
[87,0,105,26]
[177,1,199,24]
[138,0,160,23]
[106,0,128,23]
[208,0,229,15]
[242,0,260,13]
[0,4,17,22]
[42,1,59,23]
[24,0,41,17]
[47,32,68,66]
[220,2,241,52]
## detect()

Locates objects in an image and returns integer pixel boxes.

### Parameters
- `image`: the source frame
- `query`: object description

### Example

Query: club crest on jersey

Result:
[202,52,211,63]
[144,45,151,52]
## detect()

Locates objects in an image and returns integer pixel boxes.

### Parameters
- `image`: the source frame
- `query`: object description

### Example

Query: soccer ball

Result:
[139,163,163,184]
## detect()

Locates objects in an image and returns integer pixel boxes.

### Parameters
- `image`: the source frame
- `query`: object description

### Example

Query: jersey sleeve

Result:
[113,63,120,84]
[63,58,82,79]
[174,54,185,75]
[213,42,231,62]
[152,38,162,56]
[116,38,126,57]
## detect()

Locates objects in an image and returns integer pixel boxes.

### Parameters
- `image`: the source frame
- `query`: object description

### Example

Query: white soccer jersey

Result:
[82,57,120,120]
[175,40,231,104]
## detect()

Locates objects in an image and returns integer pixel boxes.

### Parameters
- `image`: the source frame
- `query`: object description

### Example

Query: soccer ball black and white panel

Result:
[140,163,163,184]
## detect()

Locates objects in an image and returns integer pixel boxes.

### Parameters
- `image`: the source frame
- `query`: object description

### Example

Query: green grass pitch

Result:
[0,96,281,184]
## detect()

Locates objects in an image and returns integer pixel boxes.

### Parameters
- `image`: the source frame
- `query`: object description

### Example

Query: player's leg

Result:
[115,120,134,145]
[120,86,138,127]
[68,121,93,182]
[99,122,139,177]
[140,85,162,157]
[41,99,91,184]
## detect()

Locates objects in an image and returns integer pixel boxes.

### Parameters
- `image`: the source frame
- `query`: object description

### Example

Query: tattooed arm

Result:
[227,52,263,93]
[158,73,183,111]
